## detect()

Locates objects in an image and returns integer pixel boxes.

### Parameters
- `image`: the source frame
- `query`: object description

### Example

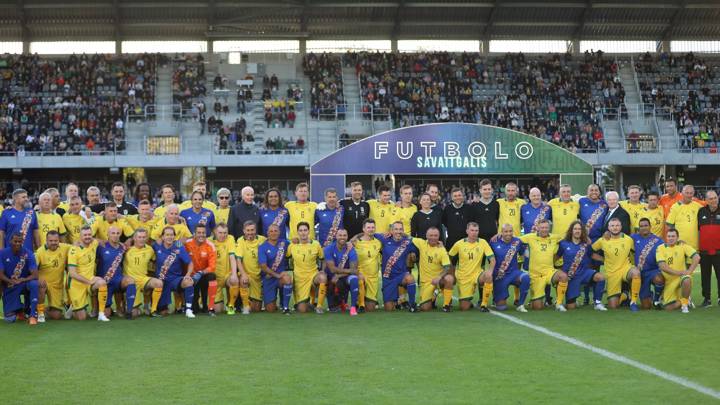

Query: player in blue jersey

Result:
[520,188,552,235]
[180,191,217,234]
[578,184,608,304]
[324,228,360,316]
[632,218,665,310]
[258,223,293,314]
[259,188,289,237]
[557,221,607,311]
[376,221,418,312]
[154,226,196,318]
[316,188,344,248]
[0,189,40,252]
[490,224,530,312]
[0,233,40,324]
[95,226,136,319]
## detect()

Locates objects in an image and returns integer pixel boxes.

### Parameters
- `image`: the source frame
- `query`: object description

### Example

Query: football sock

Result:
[184,286,194,306]
[207,280,218,310]
[406,282,416,305]
[29,282,39,318]
[481,282,493,307]
[630,277,640,304]
[544,285,552,301]
[653,283,664,302]
[125,284,136,314]
[348,276,359,307]
[593,279,606,302]
[317,282,327,308]
[37,301,45,316]
[151,288,162,313]
[583,285,591,302]
[620,292,628,304]
[281,284,293,309]
[309,286,317,306]
[680,297,689,307]
[556,281,568,305]
[443,288,453,307]
[358,279,366,307]
[513,286,520,302]
[239,286,250,308]
[228,286,239,308]
[398,286,407,303]
[174,292,183,310]
[97,285,108,314]
[518,274,530,305]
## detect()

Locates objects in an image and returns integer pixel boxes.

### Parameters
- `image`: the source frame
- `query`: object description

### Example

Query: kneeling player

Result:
[558,221,607,311]
[519,220,568,311]
[235,221,265,314]
[656,229,699,313]
[68,227,109,321]
[0,233,40,325]
[632,218,665,309]
[35,230,71,321]
[287,222,326,314]
[124,229,163,317]
[258,224,293,314]
[377,222,418,312]
[96,226,137,319]
[591,218,641,311]
[449,222,496,312]
[411,227,454,312]
[154,226,196,318]
[491,224,530,312]
[325,229,360,315]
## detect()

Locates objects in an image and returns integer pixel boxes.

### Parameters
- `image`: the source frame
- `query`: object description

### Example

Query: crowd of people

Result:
[1,176,719,325]
[303,53,344,120]
[172,54,206,115]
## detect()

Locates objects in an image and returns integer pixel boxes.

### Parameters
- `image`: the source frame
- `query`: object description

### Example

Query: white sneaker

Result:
[98,313,110,322]
[594,302,608,311]
[555,304,567,312]
[64,307,73,320]
[515,305,527,313]
[37,313,46,323]
[315,307,325,314]
[689,300,695,309]
[681,305,689,314]
[143,306,151,316]
[185,309,196,319]
[241,307,250,315]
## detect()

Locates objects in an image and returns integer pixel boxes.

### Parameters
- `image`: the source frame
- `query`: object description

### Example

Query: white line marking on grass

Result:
[490,310,720,400]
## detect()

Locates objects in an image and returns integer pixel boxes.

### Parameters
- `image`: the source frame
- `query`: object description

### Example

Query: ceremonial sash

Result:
[496,240,520,280]
[531,205,550,232]
[158,247,179,281]
[199,211,211,225]
[336,243,352,270]
[323,208,343,247]
[103,245,126,282]
[568,243,588,278]
[637,238,660,271]
[270,241,286,273]
[19,210,33,242]
[383,238,411,278]
[585,203,607,232]
[11,254,27,279]
[272,208,288,228]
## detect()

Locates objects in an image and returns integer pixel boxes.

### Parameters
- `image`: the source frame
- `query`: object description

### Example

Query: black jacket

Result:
[442,203,474,249]
[601,205,631,235]
[227,202,260,238]
[91,201,138,216]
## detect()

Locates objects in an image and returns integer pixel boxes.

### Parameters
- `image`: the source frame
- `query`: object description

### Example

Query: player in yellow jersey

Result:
[368,185,397,234]
[62,196,87,244]
[497,182,525,236]
[93,203,135,241]
[211,223,239,314]
[215,188,231,225]
[178,181,218,214]
[35,230,71,321]
[67,226,109,321]
[644,191,666,237]
[667,185,705,250]
[150,204,192,243]
[235,220,266,313]
[519,219,569,311]
[394,185,417,233]
[656,228,700,313]
[287,222,326,313]
[620,185,648,233]
[124,228,162,317]
[153,184,178,219]
[412,227,453,312]
[285,182,318,240]
[37,192,67,246]
[548,184,580,237]
[592,218,641,310]
[127,200,159,232]
[57,182,79,214]
[449,222,496,311]
[351,219,383,312]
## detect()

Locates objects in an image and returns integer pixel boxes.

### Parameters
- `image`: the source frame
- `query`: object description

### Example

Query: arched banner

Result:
[310,123,594,201]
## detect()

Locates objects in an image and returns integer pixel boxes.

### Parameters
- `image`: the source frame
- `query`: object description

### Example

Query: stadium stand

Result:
[303,52,344,120]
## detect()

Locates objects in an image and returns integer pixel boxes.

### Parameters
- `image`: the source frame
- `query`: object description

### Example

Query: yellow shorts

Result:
[419,281,438,305]
[663,275,691,305]
[68,280,92,310]
[41,279,65,310]
[360,270,379,303]
[293,272,315,304]
[605,267,632,298]
[457,269,482,300]
[131,275,152,291]
[248,273,262,302]
[530,270,558,301]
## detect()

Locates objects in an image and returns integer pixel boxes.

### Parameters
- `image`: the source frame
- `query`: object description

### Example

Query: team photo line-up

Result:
[1,176,719,325]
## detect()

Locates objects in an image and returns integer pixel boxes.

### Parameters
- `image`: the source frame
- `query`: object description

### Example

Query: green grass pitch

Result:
[3,272,719,404]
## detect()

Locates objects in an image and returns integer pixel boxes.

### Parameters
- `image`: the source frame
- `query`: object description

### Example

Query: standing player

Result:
[0,189,40,251]
[150,205,192,243]
[557,221,607,311]
[411,193,443,239]
[620,185,648,233]
[185,224,218,315]
[324,228,361,315]
[153,184,178,219]
[340,181,371,239]
[235,221,266,313]
[548,184,579,237]
[57,182,80,214]
[394,185,418,233]
[0,233,40,325]
[154,226,196,318]
[368,185,397,234]
[259,188,289,237]
[496,182,525,236]
[666,185,705,251]
[285,183,318,240]
[215,188,232,226]
[93,203,135,241]
[520,187,552,235]
[412,227,454,312]
[37,192,67,245]
[471,179,499,242]
[287,222,326,313]
[316,188,344,247]
[425,184,442,211]
[377,221,418,312]
[124,229,163,317]
[592,218,641,310]
[352,219,382,312]
[519,219,568,311]
[659,177,682,217]
[127,200,159,232]
[211,223,239,314]
[95,226,136,319]
[656,229,700,313]
[632,218,665,309]
[62,196,87,244]
[449,222,496,312]
[181,191,217,235]
[643,191,665,237]
[67,226,108,321]
[227,186,259,239]
[91,182,137,216]
[443,187,473,250]
[579,184,607,241]
[258,224,293,314]
[490,224,530,312]
[35,230,71,321]
[178,181,218,213]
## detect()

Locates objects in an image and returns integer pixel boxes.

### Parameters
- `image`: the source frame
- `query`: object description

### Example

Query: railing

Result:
[213,135,306,155]
[625,133,658,153]
[145,135,180,155]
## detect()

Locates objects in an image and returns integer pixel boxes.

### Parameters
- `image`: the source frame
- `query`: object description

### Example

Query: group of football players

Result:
[1,176,718,325]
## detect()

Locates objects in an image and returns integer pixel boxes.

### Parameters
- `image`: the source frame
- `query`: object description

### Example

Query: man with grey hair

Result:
[0,189,40,251]
[37,192,67,246]
[601,191,630,235]
[215,187,232,225]
[227,186,259,238]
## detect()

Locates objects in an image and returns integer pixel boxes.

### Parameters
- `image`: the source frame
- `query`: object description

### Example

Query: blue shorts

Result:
[159,276,185,308]
[640,269,662,300]
[2,280,38,316]
[382,272,407,303]
[567,269,596,301]
[262,276,279,305]
[493,270,525,302]
[105,278,123,306]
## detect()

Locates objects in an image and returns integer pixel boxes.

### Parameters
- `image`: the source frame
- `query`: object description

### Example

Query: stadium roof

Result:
[2,0,720,42]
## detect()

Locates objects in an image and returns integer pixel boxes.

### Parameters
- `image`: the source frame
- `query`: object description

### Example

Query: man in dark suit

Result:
[601,190,631,235]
